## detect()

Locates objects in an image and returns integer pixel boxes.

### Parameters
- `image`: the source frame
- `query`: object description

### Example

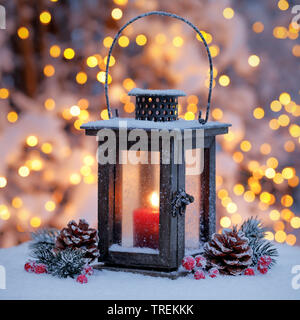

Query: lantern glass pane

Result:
[185,148,202,254]
[110,150,160,254]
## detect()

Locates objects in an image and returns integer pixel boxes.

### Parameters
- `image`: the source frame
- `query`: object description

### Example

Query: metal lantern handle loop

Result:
[105,11,213,124]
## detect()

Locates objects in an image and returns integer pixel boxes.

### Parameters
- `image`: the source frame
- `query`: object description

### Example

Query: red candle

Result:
[133,192,160,249]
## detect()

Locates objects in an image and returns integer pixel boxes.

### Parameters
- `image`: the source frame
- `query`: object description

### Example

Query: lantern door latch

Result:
[171,189,194,217]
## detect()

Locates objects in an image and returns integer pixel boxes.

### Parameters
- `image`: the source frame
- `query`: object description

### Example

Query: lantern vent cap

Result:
[128,88,186,97]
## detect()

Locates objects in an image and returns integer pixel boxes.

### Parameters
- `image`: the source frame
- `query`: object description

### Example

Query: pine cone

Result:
[55,219,99,263]
[204,228,252,275]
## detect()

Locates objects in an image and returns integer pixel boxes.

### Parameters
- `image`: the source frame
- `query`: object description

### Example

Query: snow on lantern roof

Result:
[128,88,186,97]
[81,118,231,136]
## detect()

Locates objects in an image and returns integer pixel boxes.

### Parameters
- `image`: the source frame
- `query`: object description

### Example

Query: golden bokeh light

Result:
[50,45,61,58]
[220,216,231,228]
[76,72,88,85]
[40,11,52,24]
[252,21,264,33]
[7,111,18,123]
[0,177,7,188]
[63,48,75,59]
[223,7,234,19]
[26,135,38,147]
[219,75,230,86]
[136,34,147,46]
[18,27,29,39]
[248,55,260,67]
[111,8,123,20]
[30,217,41,228]
[253,107,264,119]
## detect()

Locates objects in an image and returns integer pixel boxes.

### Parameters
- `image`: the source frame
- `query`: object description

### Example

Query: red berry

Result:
[258,255,272,267]
[83,265,94,276]
[34,264,47,274]
[182,256,196,271]
[24,261,35,273]
[208,267,219,278]
[257,264,268,274]
[244,268,255,276]
[195,255,207,268]
[76,274,88,284]
[194,269,206,280]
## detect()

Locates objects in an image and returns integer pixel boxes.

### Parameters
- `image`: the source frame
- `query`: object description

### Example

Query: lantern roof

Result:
[81,118,231,136]
[128,88,186,97]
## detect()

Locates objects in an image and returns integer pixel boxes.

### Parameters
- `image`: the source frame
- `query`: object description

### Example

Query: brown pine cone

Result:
[55,219,99,263]
[204,227,252,275]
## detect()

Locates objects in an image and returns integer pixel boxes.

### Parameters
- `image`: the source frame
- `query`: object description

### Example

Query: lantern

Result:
[81,12,231,278]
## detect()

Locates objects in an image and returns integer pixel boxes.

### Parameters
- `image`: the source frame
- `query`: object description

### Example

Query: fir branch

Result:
[47,249,86,278]
[250,238,278,267]
[31,228,59,244]
[240,217,267,244]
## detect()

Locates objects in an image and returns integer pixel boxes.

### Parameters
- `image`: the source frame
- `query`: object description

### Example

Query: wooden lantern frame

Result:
[82,120,230,275]
[81,11,231,277]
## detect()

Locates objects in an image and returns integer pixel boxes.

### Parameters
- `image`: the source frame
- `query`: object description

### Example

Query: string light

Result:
[184,112,195,120]
[97,71,112,84]
[43,64,55,77]
[44,98,55,110]
[277,0,289,10]
[291,217,300,229]
[70,105,81,116]
[103,36,113,48]
[45,201,56,212]
[240,140,252,152]
[41,142,53,154]
[111,8,123,20]
[17,27,29,39]
[118,35,129,47]
[86,56,98,68]
[30,217,41,228]
[172,36,184,47]
[63,48,75,59]
[0,88,9,99]
[279,92,291,105]
[40,11,52,24]
[12,197,23,209]
[219,75,230,86]
[104,55,116,66]
[252,22,264,33]
[0,177,7,188]
[253,107,264,119]
[248,55,260,67]
[69,173,81,185]
[136,34,147,46]
[26,135,38,147]
[18,166,30,177]
[7,111,18,123]
[76,72,87,84]
[49,45,61,58]
[100,109,109,120]
[223,7,234,19]
[270,100,282,112]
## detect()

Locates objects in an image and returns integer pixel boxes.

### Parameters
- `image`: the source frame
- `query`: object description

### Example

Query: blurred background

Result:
[0,0,299,248]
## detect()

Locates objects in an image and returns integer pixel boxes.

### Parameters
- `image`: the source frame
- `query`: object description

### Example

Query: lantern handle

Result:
[105,11,213,124]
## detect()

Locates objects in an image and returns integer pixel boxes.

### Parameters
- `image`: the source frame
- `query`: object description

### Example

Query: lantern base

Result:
[93,264,189,280]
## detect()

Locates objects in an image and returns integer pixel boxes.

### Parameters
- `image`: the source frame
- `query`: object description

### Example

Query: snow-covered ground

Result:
[0,243,299,300]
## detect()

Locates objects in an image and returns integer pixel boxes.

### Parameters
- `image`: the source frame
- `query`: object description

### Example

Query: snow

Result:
[0,243,299,300]
[81,118,231,131]
[109,244,159,254]
[128,88,186,96]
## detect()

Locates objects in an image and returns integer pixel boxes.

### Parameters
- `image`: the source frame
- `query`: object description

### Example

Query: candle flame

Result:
[149,191,159,208]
